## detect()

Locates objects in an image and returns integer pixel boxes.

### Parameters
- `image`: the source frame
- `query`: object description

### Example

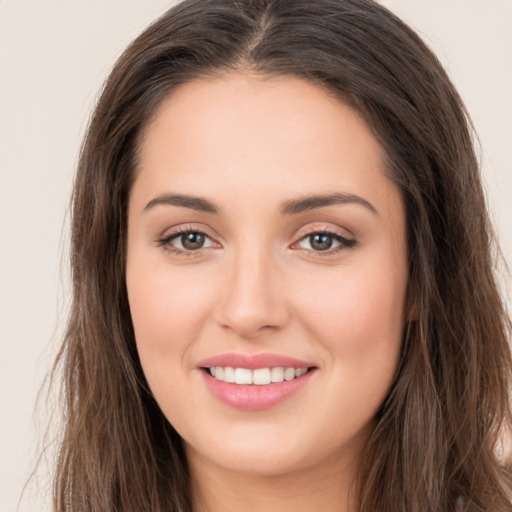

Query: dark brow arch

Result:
[144,193,220,214]
[143,192,378,216]
[280,193,378,215]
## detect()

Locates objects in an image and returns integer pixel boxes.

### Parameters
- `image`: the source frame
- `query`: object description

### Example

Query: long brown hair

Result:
[51,0,512,510]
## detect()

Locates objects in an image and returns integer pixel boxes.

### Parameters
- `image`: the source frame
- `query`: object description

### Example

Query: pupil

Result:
[310,234,332,251]
[182,232,204,250]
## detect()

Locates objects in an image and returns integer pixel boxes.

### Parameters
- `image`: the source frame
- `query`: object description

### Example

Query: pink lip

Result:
[197,353,317,411]
[197,352,315,370]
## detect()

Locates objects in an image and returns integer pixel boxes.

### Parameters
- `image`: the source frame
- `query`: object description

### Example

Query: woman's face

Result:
[126,73,408,478]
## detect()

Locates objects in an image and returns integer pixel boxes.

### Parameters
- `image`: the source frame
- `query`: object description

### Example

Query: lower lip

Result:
[201,369,315,411]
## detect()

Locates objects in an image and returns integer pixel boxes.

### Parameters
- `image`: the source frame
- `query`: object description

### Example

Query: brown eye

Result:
[180,232,206,250]
[157,230,217,253]
[309,233,334,251]
[296,231,356,253]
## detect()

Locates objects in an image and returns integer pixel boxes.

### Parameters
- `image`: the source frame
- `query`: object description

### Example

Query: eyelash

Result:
[293,228,357,254]
[155,226,357,257]
[155,226,216,257]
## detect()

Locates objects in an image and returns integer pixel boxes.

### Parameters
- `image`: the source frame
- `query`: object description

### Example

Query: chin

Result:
[182,420,356,478]
[194,443,313,477]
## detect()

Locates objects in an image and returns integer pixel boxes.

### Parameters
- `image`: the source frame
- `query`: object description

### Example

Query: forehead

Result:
[139,71,383,165]
[133,72,398,217]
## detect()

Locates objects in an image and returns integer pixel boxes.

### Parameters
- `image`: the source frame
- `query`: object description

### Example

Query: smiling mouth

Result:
[203,366,316,385]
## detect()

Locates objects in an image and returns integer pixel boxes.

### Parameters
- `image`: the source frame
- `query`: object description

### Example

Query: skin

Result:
[126,72,409,512]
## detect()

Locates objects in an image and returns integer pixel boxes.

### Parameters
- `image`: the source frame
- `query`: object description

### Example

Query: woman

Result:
[52,0,512,510]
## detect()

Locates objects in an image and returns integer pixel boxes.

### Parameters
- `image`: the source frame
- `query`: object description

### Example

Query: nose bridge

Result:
[217,237,288,338]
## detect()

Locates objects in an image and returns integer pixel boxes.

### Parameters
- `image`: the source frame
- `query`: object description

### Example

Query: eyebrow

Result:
[144,193,220,214]
[143,191,377,216]
[280,193,378,216]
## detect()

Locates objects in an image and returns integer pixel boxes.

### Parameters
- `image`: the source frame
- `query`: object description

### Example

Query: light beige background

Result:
[1,1,510,510]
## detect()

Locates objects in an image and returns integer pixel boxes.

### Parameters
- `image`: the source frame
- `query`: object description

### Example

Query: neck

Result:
[188,445,360,512]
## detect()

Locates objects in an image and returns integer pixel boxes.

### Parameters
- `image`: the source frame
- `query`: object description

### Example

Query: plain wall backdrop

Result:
[1,1,511,510]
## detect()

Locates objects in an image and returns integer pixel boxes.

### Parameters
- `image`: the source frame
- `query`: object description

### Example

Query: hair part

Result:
[51,1,512,511]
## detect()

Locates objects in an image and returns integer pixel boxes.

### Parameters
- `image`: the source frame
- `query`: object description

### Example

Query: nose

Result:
[215,246,290,339]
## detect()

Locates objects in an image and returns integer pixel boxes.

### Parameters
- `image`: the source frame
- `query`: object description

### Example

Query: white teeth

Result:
[208,366,309,385]
[284,367,296,381]
[271,367,284,383]
[253,368,271,385]
[295,368,307,377]
[234,368,252,384]
[224,366,235,383]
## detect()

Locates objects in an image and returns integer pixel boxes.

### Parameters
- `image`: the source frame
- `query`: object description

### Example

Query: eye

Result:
[295,231,356,252]
[157,229,218,254]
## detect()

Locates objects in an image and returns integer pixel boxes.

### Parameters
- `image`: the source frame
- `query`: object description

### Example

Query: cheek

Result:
[126,260,216,365]
[295,258,407,366]
[294,260,406,430]
[126,260,221,423]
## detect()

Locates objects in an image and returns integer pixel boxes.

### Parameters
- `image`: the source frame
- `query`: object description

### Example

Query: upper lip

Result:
[197,353,316,370]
